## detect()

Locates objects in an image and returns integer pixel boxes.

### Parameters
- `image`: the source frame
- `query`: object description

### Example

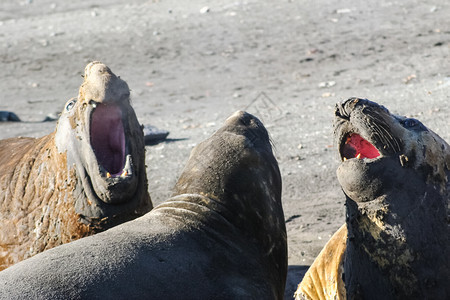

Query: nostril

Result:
[347,97,361,110]
[335,104,343,117]
[226,110,251,126]
[335,101,351,119]
[337,97,367,119]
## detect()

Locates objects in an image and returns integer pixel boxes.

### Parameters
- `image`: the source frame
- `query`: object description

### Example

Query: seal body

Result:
[296,98,450,299]
[0,62,152,270]
[0,111,287,299]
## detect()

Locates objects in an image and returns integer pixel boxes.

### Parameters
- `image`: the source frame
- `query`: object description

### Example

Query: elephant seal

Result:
[0,111,287,299]
[0,62,152,270]
[296,98,450,299]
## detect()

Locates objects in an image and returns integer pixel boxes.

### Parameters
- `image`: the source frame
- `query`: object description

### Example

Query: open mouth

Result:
[341,133,381,161]
[90,103,130,178]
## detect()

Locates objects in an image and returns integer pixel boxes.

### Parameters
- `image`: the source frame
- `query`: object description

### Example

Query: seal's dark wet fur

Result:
[336,98,450,299]
[0,111,287,299]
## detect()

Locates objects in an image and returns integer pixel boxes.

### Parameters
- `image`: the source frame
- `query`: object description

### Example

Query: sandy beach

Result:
[1,0,449,297]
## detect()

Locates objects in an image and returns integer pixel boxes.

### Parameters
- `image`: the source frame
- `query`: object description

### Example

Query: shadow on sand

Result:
[284,265,309,299]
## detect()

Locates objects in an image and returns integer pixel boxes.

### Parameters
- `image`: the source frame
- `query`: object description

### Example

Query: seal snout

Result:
[84,61,113,79]
[335,97,360,119]
[225,110,265,132]
[81,61,131,104]
[225,111,270,148]
[335,98,398,161]
[336,97,390,120]
[225,110,254,126]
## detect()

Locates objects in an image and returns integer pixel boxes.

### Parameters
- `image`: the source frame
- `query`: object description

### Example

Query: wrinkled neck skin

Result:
[0,134,82,270]
[159,118,287,298]
[342,160,450,299]
[172,131,285,245]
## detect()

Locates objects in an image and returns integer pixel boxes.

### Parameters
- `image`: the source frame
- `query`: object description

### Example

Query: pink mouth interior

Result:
[342,133,380,159]
[90,104,126,175]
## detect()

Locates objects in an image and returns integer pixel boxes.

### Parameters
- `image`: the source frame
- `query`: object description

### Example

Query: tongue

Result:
[90,104,125,175]
[342,134,380,159]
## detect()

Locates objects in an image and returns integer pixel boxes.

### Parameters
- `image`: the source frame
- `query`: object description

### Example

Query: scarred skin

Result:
[0,111,287,299]
[296,98,450,300]
[0,62,152,270]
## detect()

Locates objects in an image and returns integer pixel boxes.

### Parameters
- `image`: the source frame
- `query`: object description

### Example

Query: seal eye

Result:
[66,99,76,111]
[401,118,427,132]
[403,118,417,127]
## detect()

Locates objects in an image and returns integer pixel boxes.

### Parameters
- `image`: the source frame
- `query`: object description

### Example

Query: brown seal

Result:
[296,98,450,299]
[0,111,287,299]
[0,62,152,270]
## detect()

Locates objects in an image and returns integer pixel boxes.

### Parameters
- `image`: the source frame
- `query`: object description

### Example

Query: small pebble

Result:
[200,6,210,14]
[318,81,336,88]
[336,8,351,14]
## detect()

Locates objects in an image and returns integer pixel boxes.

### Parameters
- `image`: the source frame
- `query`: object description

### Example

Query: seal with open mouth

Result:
[295,98,450,299]
[0,111,287,299]
[0,62,152,270]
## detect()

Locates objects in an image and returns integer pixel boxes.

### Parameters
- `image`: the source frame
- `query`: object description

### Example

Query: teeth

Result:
[89,100,97,108]
[123,155,132,172]
[343,157,347,161]
[356,153,361,159]
[102,155,133,179]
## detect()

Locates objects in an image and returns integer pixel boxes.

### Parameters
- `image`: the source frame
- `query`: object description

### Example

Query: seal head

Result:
[55,62,151,218]
[335,98,450,201]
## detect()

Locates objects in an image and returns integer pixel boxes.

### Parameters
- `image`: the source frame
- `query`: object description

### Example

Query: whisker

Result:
[366,110,402,153]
